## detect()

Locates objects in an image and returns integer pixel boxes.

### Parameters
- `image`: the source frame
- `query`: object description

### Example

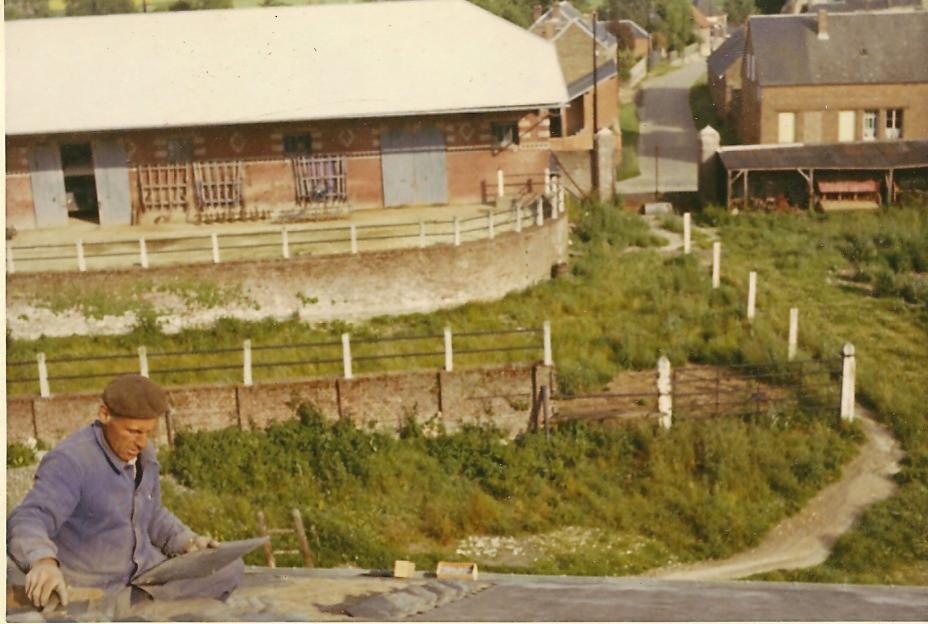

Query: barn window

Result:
[166,138,194,163]
[283,132,313,156]
[491,122,519,148]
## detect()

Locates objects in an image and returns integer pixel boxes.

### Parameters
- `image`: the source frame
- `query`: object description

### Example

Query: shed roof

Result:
[718,140,928,171]
[5,0,569,136]
[707,27,745,78]
[749,11,928,86]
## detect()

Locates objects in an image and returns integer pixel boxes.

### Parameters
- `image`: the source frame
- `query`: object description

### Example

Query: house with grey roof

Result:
[739,10,928,144]
[707,27,745,121]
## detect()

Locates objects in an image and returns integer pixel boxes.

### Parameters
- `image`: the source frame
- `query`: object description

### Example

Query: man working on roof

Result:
[7,374,244,610]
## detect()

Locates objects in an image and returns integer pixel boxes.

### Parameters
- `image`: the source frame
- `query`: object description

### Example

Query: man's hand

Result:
[182,534,220,554]
[25,558,68,610]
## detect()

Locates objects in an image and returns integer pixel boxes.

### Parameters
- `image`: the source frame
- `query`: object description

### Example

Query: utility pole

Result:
[655,145,660,197]
[591,11,599,134]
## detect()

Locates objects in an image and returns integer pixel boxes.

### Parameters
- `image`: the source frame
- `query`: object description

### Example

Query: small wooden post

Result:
[747,271,757,321]
[497,168,504,197]
[243,340,253,387]
[536,197,544,226]
[487,211,495,239]
[683,212,691,254]
[544,168,552,195]
[515,204,523,233]
[419,220,426,248]
[37,353,50,399]
[257,511,276,568]
[138,346,149,378]
[6,244,14,274]
[840,343,856,422]
[541,385,551,439]
[342,333,353,379]
[291,508,314,568]
[139,238,149,269]
[444,327,453,372]
[543,321,553,366]
[788,307,799,361]
[281,227,290,259]
[657,356,672,429]
[712,242,721,288]
[76,240,87,272]
[211,233,221,264]
[453,216,461,246]
[350,224,358,254]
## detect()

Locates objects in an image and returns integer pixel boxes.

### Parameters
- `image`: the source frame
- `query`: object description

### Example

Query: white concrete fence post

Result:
[350,224,358,254]
[497,168,505,198]
[559,182,565,215]
[543,321,553,366]
[138,346,149,378]
[444,326,453,373]
[139,238,149,269]
[211,233,221,264]
[487,211,495,239]
[683,212,692,254]
[37,353,50,399]
[712,242,721,289]
[840,343,856,422]
[281,227,290,259]
[243,339,253,387]
[419,221,426,248]
[657,356,672,429]
[7,244,15,274]
[536,197,544,226]
[788,307,799,361]
[341,333,353,380]
[515,204,523,233]
[76,240,87,272]
[453,216,461,246]
[544,168,552,195]
[747,271,757,321]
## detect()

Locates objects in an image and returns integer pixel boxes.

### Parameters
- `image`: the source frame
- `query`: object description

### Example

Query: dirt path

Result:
[646,405,904,580]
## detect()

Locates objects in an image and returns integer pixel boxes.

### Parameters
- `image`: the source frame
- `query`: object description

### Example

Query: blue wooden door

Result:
[381,126,448,207]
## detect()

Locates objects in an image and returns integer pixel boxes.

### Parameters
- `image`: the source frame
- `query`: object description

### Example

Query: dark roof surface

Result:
[750,11,928,86]
[802,0,923,12]
[707,27,745,77]
[566,59,619,98]
[718,140,928,170]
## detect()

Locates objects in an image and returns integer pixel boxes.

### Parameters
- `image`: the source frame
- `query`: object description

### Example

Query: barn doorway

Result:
[60,143,100,223]
[380,126,448,207]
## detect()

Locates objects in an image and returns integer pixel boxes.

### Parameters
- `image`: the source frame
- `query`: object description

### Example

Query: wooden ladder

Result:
[256,508,314,568]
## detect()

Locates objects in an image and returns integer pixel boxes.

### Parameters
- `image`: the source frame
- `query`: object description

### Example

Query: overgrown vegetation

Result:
[689,76,737,145]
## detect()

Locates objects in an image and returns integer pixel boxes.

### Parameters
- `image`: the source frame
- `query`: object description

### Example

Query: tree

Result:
[168,0,231,9]
[5,0,50,19]
[65,0,135,16]
[603,0,653,28]
[725,0,755,25]
[652,0,693,52]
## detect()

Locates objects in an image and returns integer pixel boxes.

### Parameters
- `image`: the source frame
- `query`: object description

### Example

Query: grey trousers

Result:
[135,558,245,602]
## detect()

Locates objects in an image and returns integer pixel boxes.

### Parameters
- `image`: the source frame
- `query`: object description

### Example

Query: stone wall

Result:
[6,364,556,446]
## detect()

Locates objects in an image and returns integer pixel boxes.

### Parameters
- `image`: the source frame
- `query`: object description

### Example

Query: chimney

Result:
[533,4,543,23]
[817,9,829,40]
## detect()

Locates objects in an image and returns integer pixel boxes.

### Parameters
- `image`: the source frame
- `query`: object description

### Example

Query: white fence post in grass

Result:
[712,242,721,289]
[657,356,672,429]
[747,271,757,321]
[788,307,799,361]
[840,343,856,422]
[536,197,544,226]
[281,227,290,259]
[37,353,50,399]
[558,181,565,215]
[211,233,221,264]
[243,340,253,387]
[543,321,553,366]
[419,220,426,248]
[497,168,505,198]
[76,240,87,272]
[139,238,149,269]
[487,211,495,239]
[683,212,692,254]
[350,225,358,254]
[544,168,552,195]
[7,244,14,274]
[515,204,523,233]
[453,216,461,246]
[341,333,353,380]
[138,346,149,378]
[444,327,453,373]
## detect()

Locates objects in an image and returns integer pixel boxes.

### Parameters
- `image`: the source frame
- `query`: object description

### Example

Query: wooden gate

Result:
[293,154,348,208]
[138,164,191,214]
[92,140,132,226]
[381,126,448,207]
[192,161,244,221]
[29,144,69,228]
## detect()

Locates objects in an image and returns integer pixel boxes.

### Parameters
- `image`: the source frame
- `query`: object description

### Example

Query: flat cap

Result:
[102,374,169,419]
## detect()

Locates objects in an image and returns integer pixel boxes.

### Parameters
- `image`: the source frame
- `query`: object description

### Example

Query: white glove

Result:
[25,558,68,609]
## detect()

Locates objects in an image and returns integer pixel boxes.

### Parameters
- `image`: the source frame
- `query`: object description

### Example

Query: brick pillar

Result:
[698,125,721,205]
[594,128,616,201]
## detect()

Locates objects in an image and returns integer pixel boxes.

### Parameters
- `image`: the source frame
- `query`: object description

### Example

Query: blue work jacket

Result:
[7,422,195,592]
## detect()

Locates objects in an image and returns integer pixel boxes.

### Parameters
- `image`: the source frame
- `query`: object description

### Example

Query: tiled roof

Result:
[719,140,928,170]
[707,27,745,78]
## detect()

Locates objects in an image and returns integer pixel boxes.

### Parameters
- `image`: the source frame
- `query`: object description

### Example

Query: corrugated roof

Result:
[749,11,928,86]
[707,27,745,78]
[718,140,928,170]
[5,0,569,136]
